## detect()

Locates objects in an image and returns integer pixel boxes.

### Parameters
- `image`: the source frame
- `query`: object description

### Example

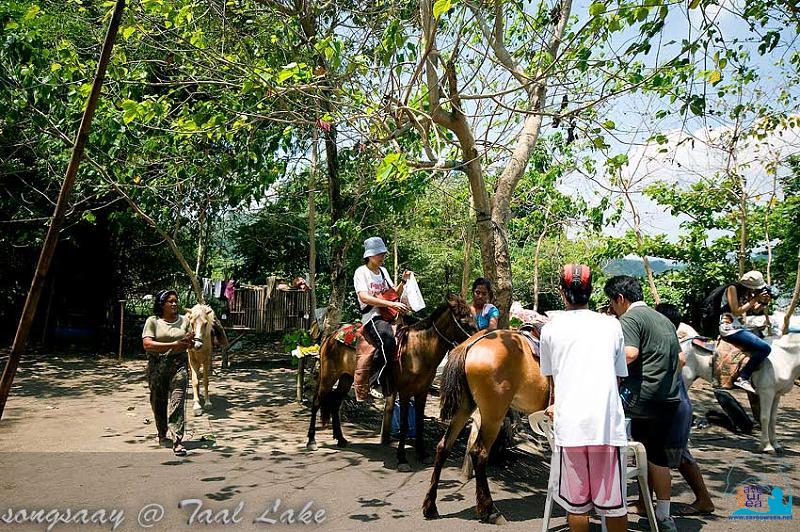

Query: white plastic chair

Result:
[528,411,658,532]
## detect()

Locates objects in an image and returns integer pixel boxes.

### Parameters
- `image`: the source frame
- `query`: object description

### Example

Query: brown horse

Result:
[422,329,549,523]
[306,295,476,471]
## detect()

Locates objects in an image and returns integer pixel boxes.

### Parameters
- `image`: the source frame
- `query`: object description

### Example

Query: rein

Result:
[431,311,473,347]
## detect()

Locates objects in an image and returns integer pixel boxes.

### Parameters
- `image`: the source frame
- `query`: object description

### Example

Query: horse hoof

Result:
[761,445,776,454]
[336,438,349,448]
[193,407,203,417]
[480,511,507,525]
[306,441,318,451]
[422,503,439,519]
[203,402,213,411]
[397,462,412,472]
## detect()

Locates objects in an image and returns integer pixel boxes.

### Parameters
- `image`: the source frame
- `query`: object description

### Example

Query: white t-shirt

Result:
[539,309,628,447]
[353,265,394,322]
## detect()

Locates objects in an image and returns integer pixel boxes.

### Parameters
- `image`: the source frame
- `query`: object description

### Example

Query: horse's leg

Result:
[306,390,320,451]
[397,397,411,472]
[461,412,481,481]
[380,394,395,446]
[332,374,353,448]
[758,388,776,453]
[471,413,506,524]
[188,354,202,416]
[769,393,782,452]
[202,353,213,410]
[747,391,761,428]
[414,392,429,462]
[307,364,340,451]
[422,406,473,519]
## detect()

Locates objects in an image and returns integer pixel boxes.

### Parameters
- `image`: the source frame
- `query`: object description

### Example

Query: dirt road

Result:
[1,351,798,530]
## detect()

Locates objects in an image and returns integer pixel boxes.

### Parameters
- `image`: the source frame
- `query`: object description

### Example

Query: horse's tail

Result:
[440,342,474,421]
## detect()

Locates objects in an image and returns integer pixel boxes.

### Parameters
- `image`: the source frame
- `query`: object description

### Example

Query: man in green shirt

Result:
[604,275,682,532]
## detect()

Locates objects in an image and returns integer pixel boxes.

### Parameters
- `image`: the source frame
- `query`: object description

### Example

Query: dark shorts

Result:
[664,381,692,453]
[630,401,682,469]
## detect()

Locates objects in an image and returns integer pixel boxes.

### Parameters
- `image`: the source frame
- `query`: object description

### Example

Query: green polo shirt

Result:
[620,302,681,417]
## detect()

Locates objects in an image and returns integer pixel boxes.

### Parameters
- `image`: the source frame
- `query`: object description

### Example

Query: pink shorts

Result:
[551,445,627,518]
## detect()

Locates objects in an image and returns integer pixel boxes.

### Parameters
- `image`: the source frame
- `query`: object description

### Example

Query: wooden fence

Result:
[225,285,312,333]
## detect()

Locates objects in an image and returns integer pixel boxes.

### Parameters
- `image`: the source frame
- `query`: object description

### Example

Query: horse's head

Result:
[185,304,214,349]
[446,294,477,341]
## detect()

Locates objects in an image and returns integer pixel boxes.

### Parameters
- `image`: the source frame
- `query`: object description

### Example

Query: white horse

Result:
[680,320,800,453]
[185,304,227,416]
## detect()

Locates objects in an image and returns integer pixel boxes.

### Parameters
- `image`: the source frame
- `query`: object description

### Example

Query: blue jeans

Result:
[726,329,771,380]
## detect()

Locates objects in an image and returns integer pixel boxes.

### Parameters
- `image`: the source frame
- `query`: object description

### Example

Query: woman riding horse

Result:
[353,236,411,395]
[720,270,772,393]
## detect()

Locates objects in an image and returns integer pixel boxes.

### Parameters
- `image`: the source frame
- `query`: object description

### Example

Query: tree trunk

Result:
[0,0,127,420]
[321,124,347,335]
[532,223,549,313]
[308,129,318,320]
[738,177,748,278]
[393,225,399,283]
[642,256,661,305]
[783,246,800,336]
[194,200,208,279]
[620,174,660,304]
[765,174,777,286]
[461,225,473,300]
[429,0,573,326]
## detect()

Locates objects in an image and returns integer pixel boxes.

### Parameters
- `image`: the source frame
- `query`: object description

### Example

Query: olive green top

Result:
[142,315,190,356]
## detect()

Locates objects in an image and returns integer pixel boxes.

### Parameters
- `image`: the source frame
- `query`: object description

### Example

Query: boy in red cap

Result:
[539,265,629,532]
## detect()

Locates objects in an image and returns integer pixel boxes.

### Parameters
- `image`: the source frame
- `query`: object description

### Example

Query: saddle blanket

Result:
[713,340,750,389]
[335,322,363,348]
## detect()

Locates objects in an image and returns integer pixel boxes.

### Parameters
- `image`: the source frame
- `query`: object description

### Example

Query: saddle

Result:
[335,322,408,401]
[518,328,541,358]
[462,328,542,360]
[691,336,750,389]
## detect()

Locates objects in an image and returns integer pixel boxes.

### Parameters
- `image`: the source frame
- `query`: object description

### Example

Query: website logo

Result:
[729,484,793,520]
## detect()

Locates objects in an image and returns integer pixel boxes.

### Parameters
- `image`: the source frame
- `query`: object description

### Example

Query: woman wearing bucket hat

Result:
[354,236,412,394]
[720,270,772,393]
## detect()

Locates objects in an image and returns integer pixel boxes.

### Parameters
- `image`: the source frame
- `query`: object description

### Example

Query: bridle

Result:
[190,312,206,348]
[432,309,474,347]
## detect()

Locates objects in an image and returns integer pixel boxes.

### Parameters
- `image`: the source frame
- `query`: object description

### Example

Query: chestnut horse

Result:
[306,295,476,471]
[423,329,549,523]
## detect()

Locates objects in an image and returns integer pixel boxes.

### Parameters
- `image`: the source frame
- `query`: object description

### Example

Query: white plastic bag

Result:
[401,273,426,312]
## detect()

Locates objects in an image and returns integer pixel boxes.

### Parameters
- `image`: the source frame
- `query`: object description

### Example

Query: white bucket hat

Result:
[363,236,389,258]
[740,270,766,290]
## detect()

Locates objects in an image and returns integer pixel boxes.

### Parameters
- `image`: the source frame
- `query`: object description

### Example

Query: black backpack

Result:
[710,389,754,434]
[700,284,730,334]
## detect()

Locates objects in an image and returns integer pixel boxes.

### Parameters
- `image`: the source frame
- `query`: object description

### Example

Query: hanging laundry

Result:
[201,277,215,300]
[224,280,235,305]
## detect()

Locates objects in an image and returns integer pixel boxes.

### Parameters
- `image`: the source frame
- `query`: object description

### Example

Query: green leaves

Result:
[706,70,722,85]
[376,152,409,182]
[433,0,453,19]
[589,2,606,16]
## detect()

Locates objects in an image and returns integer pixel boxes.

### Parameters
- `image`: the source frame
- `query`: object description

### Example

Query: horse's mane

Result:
[407,301,454,331]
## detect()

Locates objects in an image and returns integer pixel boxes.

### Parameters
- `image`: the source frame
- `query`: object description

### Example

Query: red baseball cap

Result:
[560,264,592,301]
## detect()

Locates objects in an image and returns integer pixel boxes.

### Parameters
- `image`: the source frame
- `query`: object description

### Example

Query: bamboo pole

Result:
[0,0,127,420]
[117,300,125,362]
